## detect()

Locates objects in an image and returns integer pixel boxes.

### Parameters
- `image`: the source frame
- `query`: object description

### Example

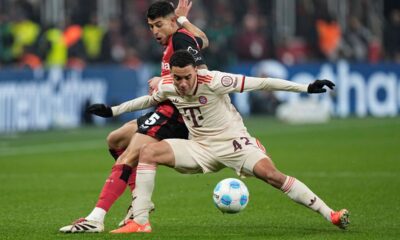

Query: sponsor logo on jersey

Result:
[221,76,234,87]
[162,62,170,71]
[199,96,208,104]
[187,46,202,62]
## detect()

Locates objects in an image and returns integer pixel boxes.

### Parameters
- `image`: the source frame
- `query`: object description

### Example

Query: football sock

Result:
[109,148,136,191]
[128,167,137,192]
[281,176,333,221]
[133,163,157,224]
[86,207,107,223]
[109,148,125,161]
[95,164,132,212]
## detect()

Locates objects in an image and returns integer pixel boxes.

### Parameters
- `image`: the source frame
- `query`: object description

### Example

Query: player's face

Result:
[171,65,197,96]
[148,16,176,46]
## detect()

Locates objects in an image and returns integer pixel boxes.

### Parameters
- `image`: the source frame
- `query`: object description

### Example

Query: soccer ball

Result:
[213,178,249,214]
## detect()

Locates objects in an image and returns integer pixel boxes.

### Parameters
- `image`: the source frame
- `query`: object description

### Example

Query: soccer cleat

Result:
[118,201,155,227]
[118,205,134,227]
[110,220,152,233]
[331,209,350,229]
[59,218,104,233]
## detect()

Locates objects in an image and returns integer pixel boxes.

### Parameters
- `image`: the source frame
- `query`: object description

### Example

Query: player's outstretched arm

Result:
[238,75,335,93]
[175,0,209,49]
[87,95,159,118]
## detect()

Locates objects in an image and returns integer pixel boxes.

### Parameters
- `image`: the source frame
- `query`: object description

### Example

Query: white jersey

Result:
[153,69,308,141]
[111,69,308,142]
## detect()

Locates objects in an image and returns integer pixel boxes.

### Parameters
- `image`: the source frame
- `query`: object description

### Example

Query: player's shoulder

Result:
[172,30,193,41]
[197,69,215,85]
[159,75,175,91]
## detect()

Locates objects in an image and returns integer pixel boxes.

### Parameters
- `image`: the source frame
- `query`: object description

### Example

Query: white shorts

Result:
[165,135,267,177]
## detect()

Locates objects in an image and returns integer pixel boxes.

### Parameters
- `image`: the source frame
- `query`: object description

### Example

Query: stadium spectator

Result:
[82,15,104,62]
[316,14,342,61]
[0,13,14,65]
[100,17,125,63]
[341,16,373,62]
[37,25,68,66]
[384,9,400,62]
[10,12,40,62]
[64,17,86,68]
[235,13,269,61]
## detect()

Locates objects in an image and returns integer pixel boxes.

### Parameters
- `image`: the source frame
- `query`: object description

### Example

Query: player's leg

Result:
[109,140,174,233]
[111,139,203,233]
[59,121,138,233]
[107,119,138,161]
[251,156,349,229]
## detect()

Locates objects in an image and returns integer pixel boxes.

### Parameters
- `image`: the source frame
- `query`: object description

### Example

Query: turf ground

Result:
[0,117,399,240]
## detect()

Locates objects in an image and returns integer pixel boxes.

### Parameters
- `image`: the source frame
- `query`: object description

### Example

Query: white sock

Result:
[133,163,157,224]
[86,207,106,223]
[281,176,333,222]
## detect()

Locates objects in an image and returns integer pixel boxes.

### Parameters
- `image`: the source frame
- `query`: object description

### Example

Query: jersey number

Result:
[141,113,160,129]
[232,137,252,152]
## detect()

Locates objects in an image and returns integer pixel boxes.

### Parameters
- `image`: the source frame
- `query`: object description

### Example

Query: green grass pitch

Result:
[0,117,399,239]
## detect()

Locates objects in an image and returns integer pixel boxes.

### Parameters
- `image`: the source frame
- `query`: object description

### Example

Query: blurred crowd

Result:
[1,0,400,70]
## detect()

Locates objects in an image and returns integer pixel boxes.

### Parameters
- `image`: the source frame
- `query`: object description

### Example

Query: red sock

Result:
[96,164,132,211]
[109,148,125,161]
[127,167,137,191]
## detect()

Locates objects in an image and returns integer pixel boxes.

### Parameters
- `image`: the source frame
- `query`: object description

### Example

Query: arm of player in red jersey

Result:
[148,76,162,95]
[175,0,209,49]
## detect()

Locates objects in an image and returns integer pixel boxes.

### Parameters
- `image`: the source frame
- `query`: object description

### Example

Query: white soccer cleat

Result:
[59,218,104,233]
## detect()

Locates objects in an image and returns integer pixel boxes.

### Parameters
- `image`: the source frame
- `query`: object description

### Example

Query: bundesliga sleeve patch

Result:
[221,76,234,87]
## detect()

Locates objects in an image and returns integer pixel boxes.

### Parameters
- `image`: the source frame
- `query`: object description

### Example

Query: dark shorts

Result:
[137,102,188,140]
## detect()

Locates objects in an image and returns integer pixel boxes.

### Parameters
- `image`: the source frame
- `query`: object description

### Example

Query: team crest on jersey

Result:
[221,76,234,87]
[199,96,208,104]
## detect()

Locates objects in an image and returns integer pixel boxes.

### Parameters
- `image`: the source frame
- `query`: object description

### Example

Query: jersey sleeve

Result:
[194,37,203,49]
[152,76,175,102]
[210,71,309,95]
[172,32,205,66]
[209,71,246,95]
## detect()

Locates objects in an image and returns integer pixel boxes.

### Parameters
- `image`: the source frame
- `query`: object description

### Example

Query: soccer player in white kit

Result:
[91,50,349,233]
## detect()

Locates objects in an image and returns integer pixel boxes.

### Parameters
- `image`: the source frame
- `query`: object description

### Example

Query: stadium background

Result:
[0,0,399,239]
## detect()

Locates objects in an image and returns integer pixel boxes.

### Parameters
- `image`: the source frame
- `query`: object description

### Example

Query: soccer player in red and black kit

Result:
[59,0,208,233]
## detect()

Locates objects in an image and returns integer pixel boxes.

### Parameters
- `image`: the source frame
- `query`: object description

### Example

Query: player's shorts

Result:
[165,135,267,177]
[137,102,188,140]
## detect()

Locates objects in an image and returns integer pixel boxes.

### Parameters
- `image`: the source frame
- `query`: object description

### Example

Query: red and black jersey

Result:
[138,28,204,140]
[161,28,205,76]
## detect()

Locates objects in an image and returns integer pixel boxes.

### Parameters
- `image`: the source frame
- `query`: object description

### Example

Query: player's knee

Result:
[139,144,157,164]
[107,131,119,149]
[118,147,139,166]
[107,130,128,150]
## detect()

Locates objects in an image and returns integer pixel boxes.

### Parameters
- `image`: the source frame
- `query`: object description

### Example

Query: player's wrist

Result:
[177,16,189,27]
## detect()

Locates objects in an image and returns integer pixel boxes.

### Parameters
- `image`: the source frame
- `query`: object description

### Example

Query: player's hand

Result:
[175,0,192,17]
[148,76,162,95]
[307,79,335,93]
[87,104,113,118]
